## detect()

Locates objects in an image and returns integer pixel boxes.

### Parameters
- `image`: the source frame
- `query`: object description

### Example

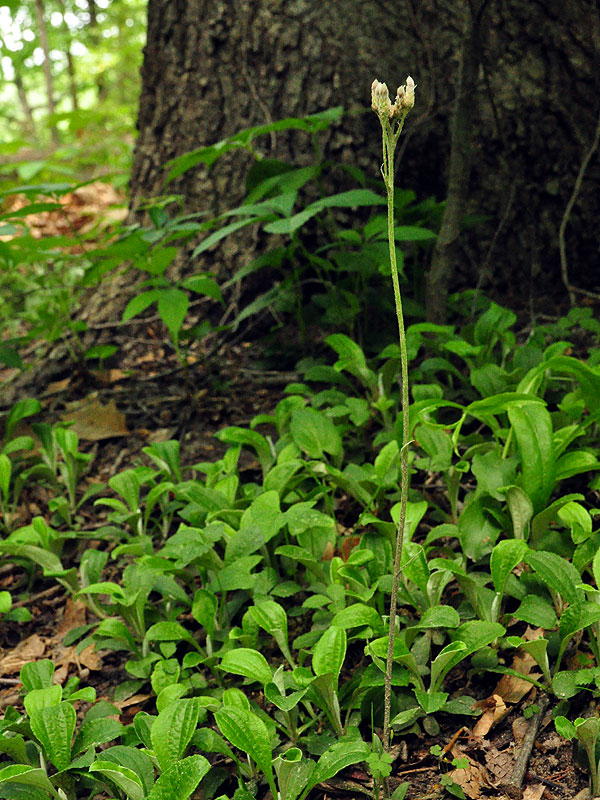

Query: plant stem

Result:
[380,116,411,755]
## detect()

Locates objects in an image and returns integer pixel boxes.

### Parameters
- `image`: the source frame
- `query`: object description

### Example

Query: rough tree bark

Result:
[425,0,491,323]
[84,0,600,328]
[85,0,433,324]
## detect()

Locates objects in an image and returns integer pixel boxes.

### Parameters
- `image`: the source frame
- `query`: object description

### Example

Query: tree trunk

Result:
[86,0,107,101]
[87,0,432,323]
[84,0,600,328]
[425,0,491,323]
[13,72,37,138]
[33,0,59,144]
[56,0,79,112]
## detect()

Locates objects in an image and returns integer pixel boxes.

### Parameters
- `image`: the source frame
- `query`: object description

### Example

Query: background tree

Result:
[123,0,600,324]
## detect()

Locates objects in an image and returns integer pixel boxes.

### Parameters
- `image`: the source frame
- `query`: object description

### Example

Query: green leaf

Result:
[144,622,202,653]
[490,540,529,595]
[180,274,223,302]
[208,555,262,591]
[89,760,145,800]
[274,747,315,800]
[530,493,585,547]
[300,739,369,800]
[512,596,557,629]
[312,627,346,681]
[191,589,218,637]
[0,765,60,799]
[429,642,467,693]
[219,648,272,686]
[146,755,210,800]
[508,403,555,513]
[192,218,259,256]
[264,189,385,234]
[525,550,582,605]
[458,498,502,561]
[226,490,284,561]
[20,660,54,692]
[434,622,505,692]
[157,288,188,346]
[0,455,11,504]
[122,289,162,321]
[504,486,534,539]
[249,600,295,667]
[29,701,76,771]
[518,355,600,413]
[557,603,600,668]
[4,399,41,441]
[326,333,377,390]
[215,427,274,475]
[290,407,342,459]
[394,225,436,241]
[99,745,155,796]
[331,604,384,635]
[151,698,201,771]
[555,450,600,481]
[215,706,276,797]
[72,717,123,757]
[417,605,460,629]
[555,716,577,740]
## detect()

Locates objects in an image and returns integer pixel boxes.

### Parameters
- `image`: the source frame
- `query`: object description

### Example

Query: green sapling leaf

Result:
[151,698,200,771]
[219,648,272,686]
[215,706,276,797]
[146,754,210,800]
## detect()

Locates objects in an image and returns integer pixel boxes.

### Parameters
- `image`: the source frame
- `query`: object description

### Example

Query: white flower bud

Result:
[392,76,416,118]
[371,79,393,118]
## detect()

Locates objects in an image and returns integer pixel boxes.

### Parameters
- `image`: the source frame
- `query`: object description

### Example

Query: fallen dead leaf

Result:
[512,715,530,745]
[572,789,591,800]
[0,634,46,675]
[484,745,514,783]
[89,369,129,385]
[449,744,489,799]
[494,653,540,703]
[522,784,545,800]
[55,598,87,638]
[473,694,509,737]
[62,395,129,440]
[112,694,151,710]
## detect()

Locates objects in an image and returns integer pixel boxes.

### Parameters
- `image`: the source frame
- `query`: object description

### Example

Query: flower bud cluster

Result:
[371,76,415,120]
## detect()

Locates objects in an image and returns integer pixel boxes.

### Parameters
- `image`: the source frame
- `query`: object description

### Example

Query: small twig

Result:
[11,584,64,609]
[508,695,550,790]
[559,105,600,306]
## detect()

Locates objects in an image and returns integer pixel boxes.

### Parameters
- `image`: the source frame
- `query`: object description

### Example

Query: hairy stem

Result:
[379,117,411,756]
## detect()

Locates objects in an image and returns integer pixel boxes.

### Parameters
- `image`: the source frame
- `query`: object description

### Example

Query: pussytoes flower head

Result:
[371,79,393,118]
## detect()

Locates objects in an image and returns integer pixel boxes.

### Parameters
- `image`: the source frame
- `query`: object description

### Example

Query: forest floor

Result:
[0,328,592,800]
[0,187,596,800]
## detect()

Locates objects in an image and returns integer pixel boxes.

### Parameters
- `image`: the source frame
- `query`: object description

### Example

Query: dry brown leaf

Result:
[112,693,151,710]
[512,715,530,746]
[78,645,103,671]
[494,653,539,703]
[63,395,129,440]
[484,746,514,783]
[448,759,487,799]
[47,378,72,394]
[572,789,591,800]
[473,694,509,737]
[146,427,178,443]
[522,784,545,800]
[54,598,87,639]
[89,369,129,385]
[0,634,46,676]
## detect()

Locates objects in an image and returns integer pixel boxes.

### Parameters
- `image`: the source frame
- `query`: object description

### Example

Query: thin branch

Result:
[559,105,600,305]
